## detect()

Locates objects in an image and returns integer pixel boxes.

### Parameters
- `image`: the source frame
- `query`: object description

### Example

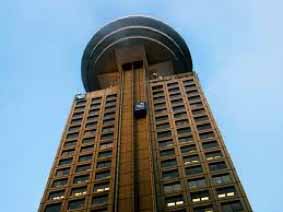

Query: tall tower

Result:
[39,16,252,212]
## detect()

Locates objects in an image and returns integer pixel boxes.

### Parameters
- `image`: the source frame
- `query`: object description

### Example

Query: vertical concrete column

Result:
[117,69,135,212]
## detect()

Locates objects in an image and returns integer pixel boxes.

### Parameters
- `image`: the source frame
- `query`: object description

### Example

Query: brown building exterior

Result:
[39,16,253,212]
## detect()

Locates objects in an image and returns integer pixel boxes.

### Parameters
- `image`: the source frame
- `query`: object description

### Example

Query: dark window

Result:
[192,109,205,116]
[73,175,89,184]
[69,125,80,132]
[157,130,172,139]
[178,136,193,144]
[89,109,100,116]
[183,79,194,85]
[191,190,210,202]
[188,178,207,189]
[79,154,92,162]
[153,95,165,102]
[45,203,61,212]
[156,122,170,130]
[197,124,212,131]
[87,115,99,122]
[199,132,215,141]
[82,137,95,145]
[212,174,232,185]
[177,127,191,135]
[98,150,112,158]
[168,87,180,93]
[92,195,108,206]
[93,182,110,193]
[66,132,79,140]
[61,149,74,157]
[159,139,174,148]
[190,102,203,109]
[152,85,163,91]
[183,155,200,165]
[221,200,244,212]
[171,99,183,105]
[152,90,164,96]
[173,105,185,112]
[175,119,189,127]
[209,161,227,172]
[80,145,94,153]
[155,115,168,122]
[84,129,96,137]
[194,115,209,123]
[165,195,184,207]
[167,82,179,87]
[68,199,85,210]
[174,112,187,119]
[56,168,70,177]
[160,149,175,157]
[100,142,113,150]
[188,95,201,102]
[48,190,64,200]
[71,186,87,197]
[103,118,115,126]
[101,132,114,140]
[72,112,84,119]
[104,112,115,120]
[193,205,214,212]
[102,126,114,134]
[95,171,110,180]
[86,122,97,129]
[205,151,223,161]
[76,164,91,173]
[162,169,179,179]
[185,165,203,176]
[52,178,68,188]
[154,102,166,109]
[59,158,72,166]
[64,141,76,148]
[161,159,177,168]
[202,141,218,150]
[181,144,197,154]
[187,90,199,96]
[216,186,236,198]
[170,93,182,99]
[164,182,181,193]
[96,160,111,169]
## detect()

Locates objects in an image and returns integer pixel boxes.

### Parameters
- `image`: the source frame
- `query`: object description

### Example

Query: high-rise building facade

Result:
[39,16,252,212]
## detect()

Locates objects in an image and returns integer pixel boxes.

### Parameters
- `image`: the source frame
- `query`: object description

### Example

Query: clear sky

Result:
[0,1,282,211]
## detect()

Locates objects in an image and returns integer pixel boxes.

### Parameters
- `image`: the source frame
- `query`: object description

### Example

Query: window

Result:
[181,144,196,154]
[160,149,175,157]
[174,112,187,119]
[76,164,91,173]
[101,132,114,140]
[56,168,70,177]
[168,87,180,93]
[205,151,223,161]
[170,93,182,99]
[92,195,108,206]
[152,85,163,91]
[162,169,179,179]
[165,195,184,207]
[178,136,193,144]
[197,124,212,131]
[188,178,207,189]
[156,122,170,130]
[88,115,99,122]
[221,200,244,212]
[155,115,169,122]
[69,125,80,132]
[173,105,185,112]
[164,182,181,193]
[153,95,165,102]
[93,182,110,193]
[84,129,96,137]
[59,158,72,166]
[187,90,199,96]
[103,118,115,126]
[192,109,205,116]
[212,174,232,185]
[161,159,177,168]
[53,178,68,188]
[102,126,114,134]
[79,154,92,162]
[209,161,227,172]
[199,132,215,141]
[153,90,164,96]
[68,199,85,210]
[71,186,87,197]
[190,102,203,109]
[103,112,115,120]
[73,175,89,184]
[80,145,94,153]
[72,112,84,119]
[171,99,183,105]
[188,96,201,102]
[48,190,64,200]
[64,141,76,148]
[96,160,111,169]
[66,132,79,140]
[193,205,214,212]
[61,149,74,157]
[202,141,219,150]
[157,130,172,139]
[98,150,112,158]
[183,79,194,85]
[89,109,100,116]
[183,155,200,165]
[100,142,113,150]
[82,137,95,145]
[177,127,191,135]
[191,190,209,202]
[154,102,166,109]
[194,115,209,123]
[216,186,236,198]
[159,139,174,148]
[185,165,203,176]
[167,82,179,88]
[45,203,61,212]
[95,171,110,180]
[86,122,97,129]
[175,119,189,127]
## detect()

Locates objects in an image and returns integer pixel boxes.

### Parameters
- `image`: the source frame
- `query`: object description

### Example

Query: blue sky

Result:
[0,1,282,211]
